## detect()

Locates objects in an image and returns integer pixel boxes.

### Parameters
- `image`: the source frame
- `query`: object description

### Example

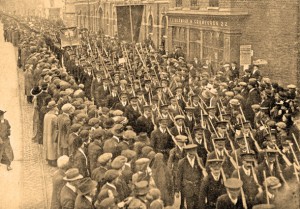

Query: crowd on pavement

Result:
[1,12,300,209]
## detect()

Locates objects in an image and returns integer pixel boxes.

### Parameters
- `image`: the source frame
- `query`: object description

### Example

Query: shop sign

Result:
[169,17,228,27]
[240,45,252,66]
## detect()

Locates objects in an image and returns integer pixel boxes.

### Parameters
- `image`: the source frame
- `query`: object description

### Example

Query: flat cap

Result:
[111,156,127,169]
[123,130,137,139]
[224,178,243,189]
[175,135,188,143]
[97,153,113,164]
[98,197,115,209]
[174,115,185,120]
[121,149,137,160]
[275,122,286,129]
[264,176,281,189]
[104,169,120,182]
[252,204,275,209]
[135,158,150,165]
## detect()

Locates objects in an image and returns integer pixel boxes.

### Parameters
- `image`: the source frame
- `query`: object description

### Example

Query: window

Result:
[209,0,219,7]
[190,0,199,7]
[176,0,182,7]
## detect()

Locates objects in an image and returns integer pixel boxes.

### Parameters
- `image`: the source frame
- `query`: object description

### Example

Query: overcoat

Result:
[43,110,58,160]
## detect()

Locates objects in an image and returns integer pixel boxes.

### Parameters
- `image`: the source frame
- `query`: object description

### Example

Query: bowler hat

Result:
[77,177,97,195]
[30,86,42,96]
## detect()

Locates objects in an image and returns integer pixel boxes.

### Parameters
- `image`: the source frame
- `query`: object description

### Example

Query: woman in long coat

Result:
[151,153,174,207]
[24,64,34,103]
[0,110,14,171]
[43,101,59,166]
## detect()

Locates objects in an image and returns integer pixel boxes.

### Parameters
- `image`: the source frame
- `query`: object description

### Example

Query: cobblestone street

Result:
[0,23,53,209]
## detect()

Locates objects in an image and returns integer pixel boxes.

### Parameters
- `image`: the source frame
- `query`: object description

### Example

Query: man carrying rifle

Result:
[232,151,261,208]
[199,159,226,209]
[176,144,206,209]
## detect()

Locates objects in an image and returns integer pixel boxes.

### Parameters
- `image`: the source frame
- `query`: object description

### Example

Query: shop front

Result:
[167,12,248,68]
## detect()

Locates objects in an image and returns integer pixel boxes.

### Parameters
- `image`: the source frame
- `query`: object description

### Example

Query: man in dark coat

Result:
[87,129,103,172]
[50,155,70,209]
[216,178,245,209]
[36,82,51,144]
[124,96,141,130]
[150,118,173,159]
[256,149,284,185]
[75,177,97,209]
[176,144,206,209]
[199,159,226,209]
[0,110,14,171]
[90,71,102,103]
[135,105,154,135]
[107,85,119,109]
[60,168,84,209]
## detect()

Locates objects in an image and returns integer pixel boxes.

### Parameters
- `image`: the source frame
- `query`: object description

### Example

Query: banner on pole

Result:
[60,27,80,48]
[116,5,144,43]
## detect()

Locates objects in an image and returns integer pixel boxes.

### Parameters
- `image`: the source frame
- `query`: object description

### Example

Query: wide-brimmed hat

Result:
[63,168,83,181]
[77,177,97,195]
[30,86,42,96]
[0,110,6,115]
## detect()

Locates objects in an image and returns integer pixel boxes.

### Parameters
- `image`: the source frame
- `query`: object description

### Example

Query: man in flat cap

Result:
[50,155,70,209]
[199,159,226,209]
[216,178,245,209]
[58,103,75,156]
[135,105,154,135]
[43,101,59,166]
[176,144,206,209]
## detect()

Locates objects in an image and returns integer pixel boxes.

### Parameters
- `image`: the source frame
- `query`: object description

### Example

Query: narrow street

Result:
[0,23,53,209]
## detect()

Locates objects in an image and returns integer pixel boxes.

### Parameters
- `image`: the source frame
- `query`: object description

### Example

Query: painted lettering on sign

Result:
[170,17,228,27]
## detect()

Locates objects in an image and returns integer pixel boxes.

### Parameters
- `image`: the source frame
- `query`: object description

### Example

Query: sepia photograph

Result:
[0,0,299,208]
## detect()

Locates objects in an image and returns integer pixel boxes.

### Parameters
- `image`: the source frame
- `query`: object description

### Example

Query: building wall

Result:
[240,0,299,87]
[73,0,168,48]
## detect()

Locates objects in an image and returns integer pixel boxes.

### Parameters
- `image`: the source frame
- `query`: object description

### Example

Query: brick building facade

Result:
[67,0,300,86]
[71,0,168,49]
[167,0,300,86]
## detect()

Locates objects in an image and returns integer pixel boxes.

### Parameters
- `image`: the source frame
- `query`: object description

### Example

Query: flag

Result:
[60,27,80,48]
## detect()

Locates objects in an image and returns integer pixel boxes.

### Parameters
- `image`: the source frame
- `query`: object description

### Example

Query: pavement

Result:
[0,23,54,209]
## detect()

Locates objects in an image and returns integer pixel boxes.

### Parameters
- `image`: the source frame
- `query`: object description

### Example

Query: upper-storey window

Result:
[176,0,182,7]
[191,0,199,7]
[209,0,219,7]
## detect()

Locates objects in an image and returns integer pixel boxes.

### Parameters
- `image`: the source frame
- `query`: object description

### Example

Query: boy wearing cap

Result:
[254,176,281,205]
[176,144,206,209]
[216,178,244,209]
[199,159,226,209]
